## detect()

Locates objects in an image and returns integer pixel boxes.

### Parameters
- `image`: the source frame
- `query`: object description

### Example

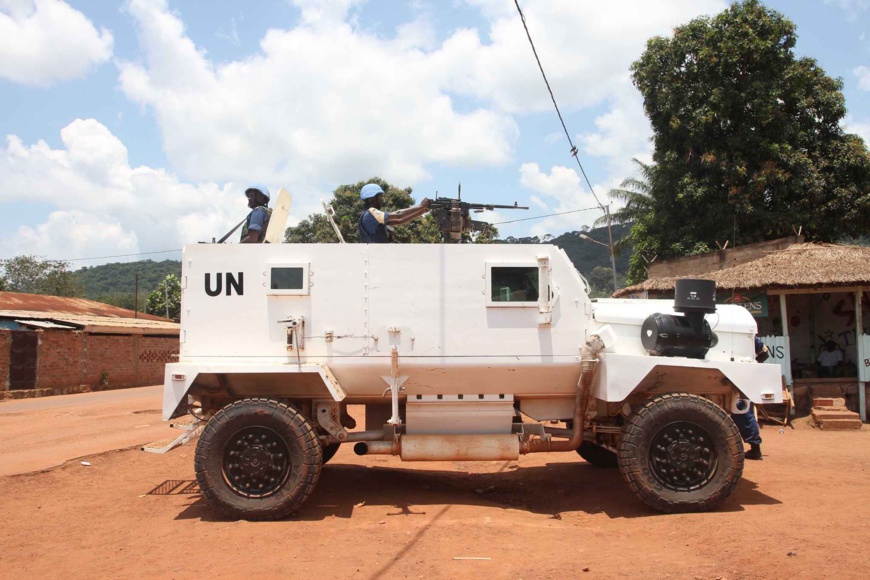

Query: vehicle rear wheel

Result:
[321,443,340,464]
[617,393,743,513]
[195,398,322,520]
[577,441,618,468]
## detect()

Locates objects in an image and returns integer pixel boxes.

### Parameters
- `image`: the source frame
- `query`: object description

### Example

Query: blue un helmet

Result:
[245,184,271,201]
[360,183,384,201]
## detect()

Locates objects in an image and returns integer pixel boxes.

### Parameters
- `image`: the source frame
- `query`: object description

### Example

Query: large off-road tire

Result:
[617,393,744,513]
[321,443,340,464]
[577,441,618,468]
[195,398,322,520]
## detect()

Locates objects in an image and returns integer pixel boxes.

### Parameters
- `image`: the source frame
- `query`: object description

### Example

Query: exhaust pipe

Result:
[521,334,605,454]
[353,435,521,461]
[353,441,396,456]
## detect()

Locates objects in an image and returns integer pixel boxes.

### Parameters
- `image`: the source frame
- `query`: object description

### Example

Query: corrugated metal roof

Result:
[15,319,78,330]
[0,310,179,335]
[0,291,170,322]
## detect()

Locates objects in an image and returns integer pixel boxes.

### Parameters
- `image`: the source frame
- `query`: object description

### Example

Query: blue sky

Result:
[1,0,868,267]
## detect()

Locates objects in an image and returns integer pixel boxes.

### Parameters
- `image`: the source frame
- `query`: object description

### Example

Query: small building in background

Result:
[0,292,179,399]
[615,239,870,422]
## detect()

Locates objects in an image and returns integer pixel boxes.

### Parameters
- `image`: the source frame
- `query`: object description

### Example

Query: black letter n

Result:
[226,272,244,296]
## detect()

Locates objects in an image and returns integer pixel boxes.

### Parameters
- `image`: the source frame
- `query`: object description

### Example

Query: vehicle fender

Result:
[162,362,347,421]
[592,352,783,405]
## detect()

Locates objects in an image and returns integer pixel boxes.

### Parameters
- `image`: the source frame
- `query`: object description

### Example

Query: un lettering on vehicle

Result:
[204,273,244,297]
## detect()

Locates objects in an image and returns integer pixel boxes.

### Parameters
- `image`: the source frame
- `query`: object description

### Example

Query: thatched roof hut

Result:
[614,243,870,297]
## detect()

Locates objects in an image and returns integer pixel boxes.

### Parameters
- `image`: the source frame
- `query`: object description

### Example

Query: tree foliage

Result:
[627,0,870,282]
[146,274,181,320]
[75,259,181,311]
[285,178,443,244]
[284,178,498,244]
[0,255,83,297]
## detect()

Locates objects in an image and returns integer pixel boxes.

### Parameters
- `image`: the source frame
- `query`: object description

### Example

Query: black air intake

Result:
[641,279,718,359]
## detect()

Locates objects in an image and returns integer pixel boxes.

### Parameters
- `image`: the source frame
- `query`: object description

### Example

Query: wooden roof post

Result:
[780,292,795,415]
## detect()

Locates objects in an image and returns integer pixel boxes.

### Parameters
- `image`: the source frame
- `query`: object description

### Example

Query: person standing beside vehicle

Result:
[732,336,768,460]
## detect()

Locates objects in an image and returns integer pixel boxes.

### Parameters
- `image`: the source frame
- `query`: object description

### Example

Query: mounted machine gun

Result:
[429,184,528,242]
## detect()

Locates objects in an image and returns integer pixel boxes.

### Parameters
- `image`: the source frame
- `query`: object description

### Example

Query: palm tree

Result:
[595,158,655,229]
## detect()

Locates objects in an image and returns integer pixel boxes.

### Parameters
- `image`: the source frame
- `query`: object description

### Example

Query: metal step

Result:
[142,423,205,454]
[169,415,199,431]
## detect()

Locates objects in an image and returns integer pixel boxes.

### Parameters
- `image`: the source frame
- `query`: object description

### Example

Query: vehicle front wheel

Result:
[617,393,743,513]
[195,398,322,520]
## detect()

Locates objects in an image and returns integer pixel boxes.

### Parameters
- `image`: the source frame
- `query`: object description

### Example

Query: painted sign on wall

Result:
[719,291,768,318]
[860,334,870,383]
[761,335,791,386]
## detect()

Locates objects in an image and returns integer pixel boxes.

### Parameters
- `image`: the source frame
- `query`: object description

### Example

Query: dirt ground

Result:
[1,391,869,580]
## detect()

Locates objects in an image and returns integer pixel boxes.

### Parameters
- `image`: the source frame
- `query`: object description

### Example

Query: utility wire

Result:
[489,205,601,226]
[62,248,182,262]
[513,0,604,210]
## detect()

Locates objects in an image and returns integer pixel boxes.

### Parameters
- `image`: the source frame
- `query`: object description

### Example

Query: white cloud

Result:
[825,0,870,19]
[117,0,518,193]
[844,116,870,146]
[443,0,726,114]
[0,119,248,261]
[445,0,720,193]
[579,84,653,180]
[855,66,870,91]
[0,0,113,86]
[518,162,603,236]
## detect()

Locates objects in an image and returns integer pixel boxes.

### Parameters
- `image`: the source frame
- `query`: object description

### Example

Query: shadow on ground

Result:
[167,460,780,522]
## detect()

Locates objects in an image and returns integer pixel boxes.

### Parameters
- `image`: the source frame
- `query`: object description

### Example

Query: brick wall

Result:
[33,330,178,391]
[0,329,10,391]
[36,330,86,389]
[84,334,137,387]
[649,236,803,278]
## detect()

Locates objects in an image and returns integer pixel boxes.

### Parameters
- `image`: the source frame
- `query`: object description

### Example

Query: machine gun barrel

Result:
[427,196,528,242]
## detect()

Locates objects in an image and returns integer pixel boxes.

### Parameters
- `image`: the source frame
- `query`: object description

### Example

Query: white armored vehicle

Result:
[162,241,781,519]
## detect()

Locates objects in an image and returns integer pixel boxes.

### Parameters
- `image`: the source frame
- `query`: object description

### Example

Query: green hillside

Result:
[75,259,181,311]
[502,223,632,295]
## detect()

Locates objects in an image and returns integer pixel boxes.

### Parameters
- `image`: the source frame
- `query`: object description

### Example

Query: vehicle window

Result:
[491,266,539,302]
[271,267,305,290]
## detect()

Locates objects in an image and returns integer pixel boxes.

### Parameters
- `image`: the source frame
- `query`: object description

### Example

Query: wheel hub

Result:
[222,426,290,498]
[649,421,716,491]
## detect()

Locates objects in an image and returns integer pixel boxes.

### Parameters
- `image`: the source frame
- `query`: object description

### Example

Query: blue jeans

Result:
[732,404,762,446]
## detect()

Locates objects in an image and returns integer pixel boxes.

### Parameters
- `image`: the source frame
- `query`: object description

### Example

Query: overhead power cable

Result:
[513,0,603,210]
[489,205,601,226]
[61,248,182,262]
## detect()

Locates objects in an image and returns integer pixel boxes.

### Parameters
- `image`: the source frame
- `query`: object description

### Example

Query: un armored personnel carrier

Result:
[161,241,781,519]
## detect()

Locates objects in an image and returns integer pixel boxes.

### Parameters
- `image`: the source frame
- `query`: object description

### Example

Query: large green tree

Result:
[284,178,498,244]
[0,255,83,297]
[146,274,181,320]
[628,0,870,282]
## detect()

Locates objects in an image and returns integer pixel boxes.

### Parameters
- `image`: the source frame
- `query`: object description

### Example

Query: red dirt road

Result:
[1,389,869,579]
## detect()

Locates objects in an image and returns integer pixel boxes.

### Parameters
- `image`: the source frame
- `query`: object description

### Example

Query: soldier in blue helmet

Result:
[240,185,272,243]
[358,183,430,243]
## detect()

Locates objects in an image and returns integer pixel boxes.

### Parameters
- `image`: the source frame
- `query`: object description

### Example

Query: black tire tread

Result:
[194,398,322,521]
[617,392,743,514]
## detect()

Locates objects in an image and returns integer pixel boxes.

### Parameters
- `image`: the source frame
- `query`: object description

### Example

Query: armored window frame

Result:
[266,263,310,296]
[485,262,540,308]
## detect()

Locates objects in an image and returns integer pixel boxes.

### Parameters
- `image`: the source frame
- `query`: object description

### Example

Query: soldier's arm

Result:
[385,198,430,226]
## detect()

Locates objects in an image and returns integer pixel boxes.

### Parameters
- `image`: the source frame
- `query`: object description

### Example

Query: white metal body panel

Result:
[591,353,784,405]
[164,243,782,419]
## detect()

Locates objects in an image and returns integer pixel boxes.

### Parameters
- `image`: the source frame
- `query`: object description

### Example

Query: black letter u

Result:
[205,273,222,297]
